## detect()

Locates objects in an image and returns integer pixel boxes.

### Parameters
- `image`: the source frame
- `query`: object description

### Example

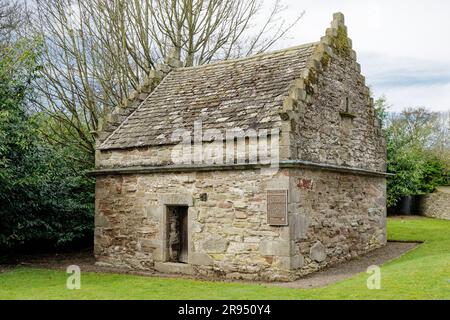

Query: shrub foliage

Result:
[0,40,94,250]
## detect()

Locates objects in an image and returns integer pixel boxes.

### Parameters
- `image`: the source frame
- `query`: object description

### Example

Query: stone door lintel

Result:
[158,193,194,207]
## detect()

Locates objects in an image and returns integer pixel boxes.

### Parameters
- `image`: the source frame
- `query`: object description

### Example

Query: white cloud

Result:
[373,83,450,112]
[266,0,450,112]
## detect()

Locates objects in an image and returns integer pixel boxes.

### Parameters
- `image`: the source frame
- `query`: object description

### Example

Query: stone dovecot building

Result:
[93,13,388,281]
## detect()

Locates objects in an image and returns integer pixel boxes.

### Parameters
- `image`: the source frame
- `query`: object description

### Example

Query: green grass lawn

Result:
[0,217,449,300]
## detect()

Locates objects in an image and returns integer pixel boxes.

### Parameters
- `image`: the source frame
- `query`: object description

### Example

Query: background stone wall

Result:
[419,187,450,220]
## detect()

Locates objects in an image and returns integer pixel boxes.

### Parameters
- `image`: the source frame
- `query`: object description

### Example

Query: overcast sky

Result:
[270,0,450,112]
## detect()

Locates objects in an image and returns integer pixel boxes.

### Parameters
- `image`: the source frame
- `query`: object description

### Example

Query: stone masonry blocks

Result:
[259,240,291,257]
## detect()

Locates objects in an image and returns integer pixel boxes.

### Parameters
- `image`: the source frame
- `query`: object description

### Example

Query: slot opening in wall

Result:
[166,206,189,264]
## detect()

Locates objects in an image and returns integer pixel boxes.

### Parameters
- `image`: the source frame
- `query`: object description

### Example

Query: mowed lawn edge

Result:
[0,217,449,300]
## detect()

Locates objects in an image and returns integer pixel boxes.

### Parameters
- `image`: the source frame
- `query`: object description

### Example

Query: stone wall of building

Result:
[95,167,386,281]
[419,188,450,220]
[291,40,386,173]
[95,169,293,281]
[288,169,386,277]
[96,139,273,169]
[97,146,171,168]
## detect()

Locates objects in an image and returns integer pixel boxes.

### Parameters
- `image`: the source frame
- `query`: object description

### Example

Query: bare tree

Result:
[31,0,304,160]
[32,0,124,157]
[0,1,35,93]
[0,0,29,45]
[144,0,303,66]
[432,111,450,164]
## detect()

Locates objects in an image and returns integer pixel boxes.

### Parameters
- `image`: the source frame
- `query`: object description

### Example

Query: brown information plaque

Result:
[267,190,288,226]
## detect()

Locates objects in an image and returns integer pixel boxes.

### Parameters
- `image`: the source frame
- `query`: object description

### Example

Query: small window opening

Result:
[345,96,350,113]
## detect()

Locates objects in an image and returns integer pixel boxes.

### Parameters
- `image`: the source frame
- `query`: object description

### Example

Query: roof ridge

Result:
[174,42,319,72]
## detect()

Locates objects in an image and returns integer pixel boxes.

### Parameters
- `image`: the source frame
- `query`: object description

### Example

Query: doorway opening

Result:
[166,206,189,264]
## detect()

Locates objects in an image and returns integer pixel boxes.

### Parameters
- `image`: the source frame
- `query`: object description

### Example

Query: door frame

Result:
[158,194,194,264]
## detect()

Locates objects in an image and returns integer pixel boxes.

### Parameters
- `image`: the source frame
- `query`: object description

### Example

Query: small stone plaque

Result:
[267,190,288,226]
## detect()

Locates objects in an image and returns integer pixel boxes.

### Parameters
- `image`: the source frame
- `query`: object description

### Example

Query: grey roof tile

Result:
[99,43,317,150]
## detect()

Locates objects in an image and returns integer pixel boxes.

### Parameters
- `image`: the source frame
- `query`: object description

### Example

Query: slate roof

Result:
[99,42,318,150]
